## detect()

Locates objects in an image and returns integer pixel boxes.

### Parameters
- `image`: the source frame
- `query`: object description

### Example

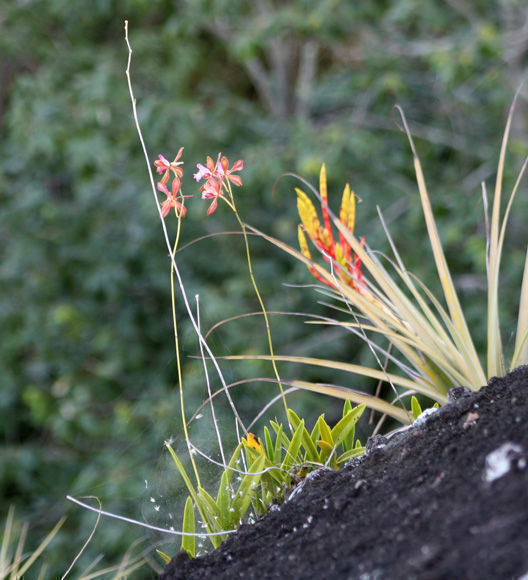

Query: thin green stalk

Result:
[223,182,289,420]
[170,210,201,486]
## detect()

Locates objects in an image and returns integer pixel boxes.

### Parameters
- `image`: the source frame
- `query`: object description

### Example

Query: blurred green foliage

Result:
[0,0,527,575]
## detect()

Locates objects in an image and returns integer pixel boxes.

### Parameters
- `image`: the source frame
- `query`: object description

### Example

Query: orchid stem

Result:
[224,184,289,421]
[170,209,201,486]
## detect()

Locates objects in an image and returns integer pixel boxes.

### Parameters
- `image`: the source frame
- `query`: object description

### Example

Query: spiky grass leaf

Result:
[513,251,528,368]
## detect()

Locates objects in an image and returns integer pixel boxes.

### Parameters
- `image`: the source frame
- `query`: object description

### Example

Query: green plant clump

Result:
[164,400,365,558]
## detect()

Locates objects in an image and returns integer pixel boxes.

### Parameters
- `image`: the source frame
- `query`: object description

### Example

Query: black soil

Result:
[160,366,528,579]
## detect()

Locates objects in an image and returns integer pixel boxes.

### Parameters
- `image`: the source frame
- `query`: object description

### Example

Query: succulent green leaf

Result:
[337,446,365,465]
[317,414,334,447]
[216,470,233,528]
[264,426,274,459]
[331,403,365,448]
[281,418,305,470]
[273,423,286,464]
[310,421,320,445]
[411,396,423,421]
[230,455,266,527]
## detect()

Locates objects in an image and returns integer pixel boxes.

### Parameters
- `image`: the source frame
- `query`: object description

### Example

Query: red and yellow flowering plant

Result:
[230,96,528,426]
[108,27,528,562]
[296,164,365,293]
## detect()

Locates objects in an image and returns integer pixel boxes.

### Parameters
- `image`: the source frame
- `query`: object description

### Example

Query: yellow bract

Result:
[339,183,355,234]
[297,225,312,260]
[296,188,321,239]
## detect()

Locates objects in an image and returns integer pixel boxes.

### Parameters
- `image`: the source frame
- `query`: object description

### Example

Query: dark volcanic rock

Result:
[160,366,528,579]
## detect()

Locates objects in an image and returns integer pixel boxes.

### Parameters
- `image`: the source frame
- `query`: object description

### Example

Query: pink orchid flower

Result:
[194,153,244,215]
[219,157,243,187]
[193,154,222,182]
[154,147,184,184]
[157,177,192,218]
[200,177,223,215]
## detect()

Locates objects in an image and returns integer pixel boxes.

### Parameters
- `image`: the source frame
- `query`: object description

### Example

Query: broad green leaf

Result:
[310,421,321,446]
[411,396,423,421]
[180,496,196,558]
[331,403,365,448]
[288,407,320,461]
[165,443,209,530]
[281,418,305,470]
[316,415,334,447]
[337,446,365,465]
[316,439,335,459]
[230,455,266,527]
[264,426,274,459]
[216,470,232,528]
[287,408,302,430]
[197,487,225,548]
[270,420,289,453]
[273,423,285,464]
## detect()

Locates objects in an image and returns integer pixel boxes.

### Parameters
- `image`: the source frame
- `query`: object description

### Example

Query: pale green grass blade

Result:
[79,556,147,580]
[494,153,528,370]
[15,516,66,578]
[272,423,285,464]
[165,443,200,505]
[513,250,528,368]
[487,92,521,376]
[9,521,28,579]
[0,506,14,576]
[197,487,223,536]
[394,107,483,382]
[306,319,470,389]
[225,354,442,400]
[288,379,412,424]
[264,426,274,460]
